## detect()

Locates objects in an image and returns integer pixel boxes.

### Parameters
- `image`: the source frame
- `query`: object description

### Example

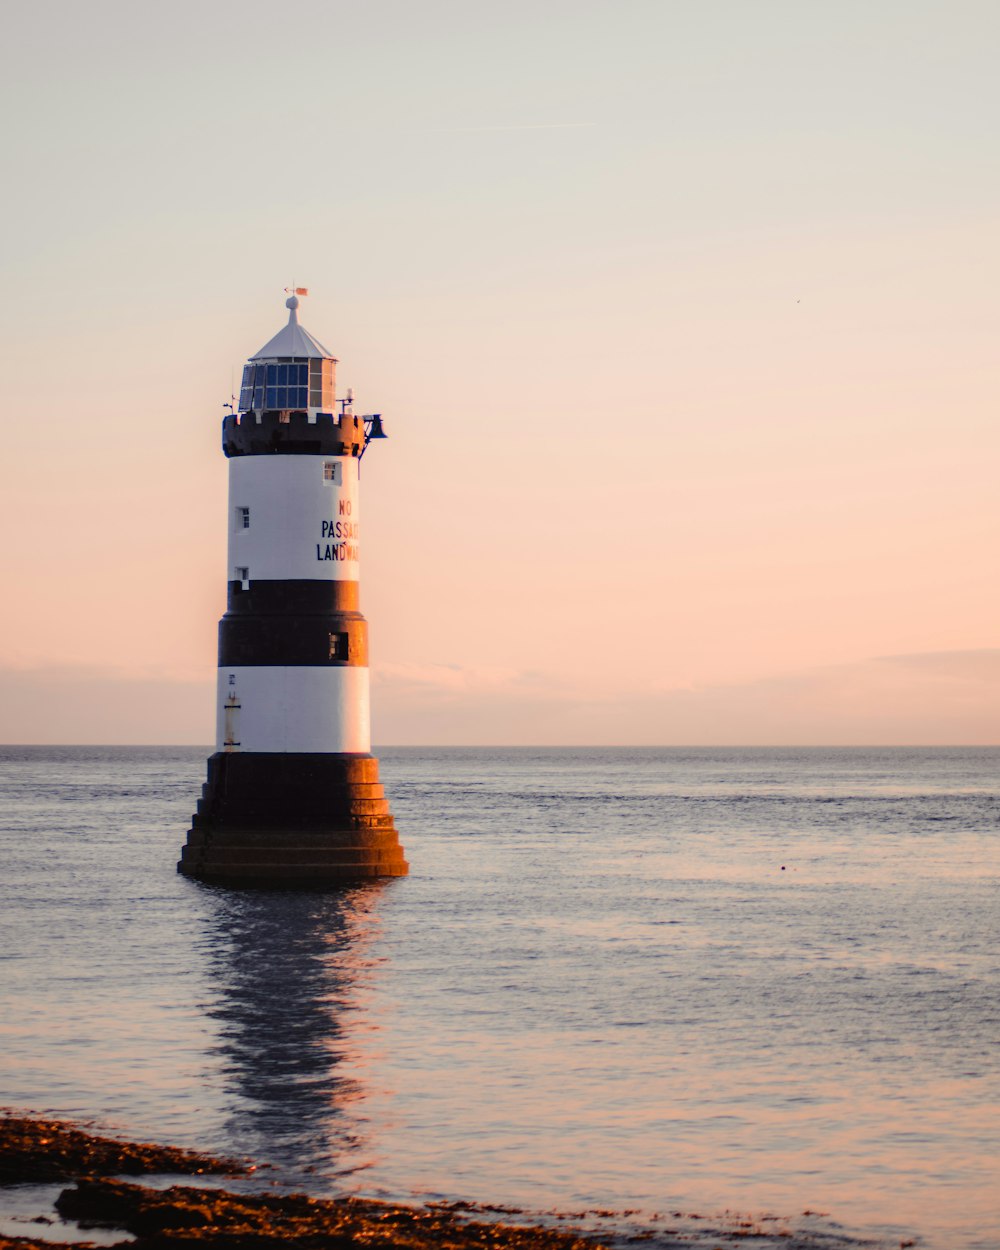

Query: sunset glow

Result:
[0,0,996,744]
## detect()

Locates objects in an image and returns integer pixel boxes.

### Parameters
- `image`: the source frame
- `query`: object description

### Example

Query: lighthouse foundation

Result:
[178,752,407,885]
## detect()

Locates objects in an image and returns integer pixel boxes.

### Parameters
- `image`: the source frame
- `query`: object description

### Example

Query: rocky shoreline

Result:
[0,1114,601,1250]
[0,1113,904,1250]
[0,1114,240,1189]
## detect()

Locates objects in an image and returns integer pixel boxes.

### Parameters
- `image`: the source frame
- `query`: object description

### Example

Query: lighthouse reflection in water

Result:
[199,884,385,1184]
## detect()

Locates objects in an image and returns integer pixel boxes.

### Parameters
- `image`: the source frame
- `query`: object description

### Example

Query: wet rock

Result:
[0,1112,242,1186]
[51,1179,604,1250]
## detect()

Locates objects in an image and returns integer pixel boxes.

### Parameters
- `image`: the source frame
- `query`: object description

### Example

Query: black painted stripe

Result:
[187,752,405,842]
[219,614,368,667]
[227,580,359,614]
[223,411,366,458]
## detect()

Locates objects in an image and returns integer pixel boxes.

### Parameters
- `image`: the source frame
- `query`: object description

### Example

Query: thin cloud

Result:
[372,649,1000,746]
[372,661,526,694]
[426,122,597,133]
[1,650,997,745]
[873,648,1000,673]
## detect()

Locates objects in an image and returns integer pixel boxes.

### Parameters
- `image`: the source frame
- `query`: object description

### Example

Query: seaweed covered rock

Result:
[0,1112,242,1185]
[54,1179,604,1250]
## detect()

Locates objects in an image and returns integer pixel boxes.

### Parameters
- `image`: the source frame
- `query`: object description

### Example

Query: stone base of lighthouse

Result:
[178,752,408,885]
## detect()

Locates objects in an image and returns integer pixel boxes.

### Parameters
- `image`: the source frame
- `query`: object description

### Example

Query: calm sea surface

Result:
[0,747,997,1249]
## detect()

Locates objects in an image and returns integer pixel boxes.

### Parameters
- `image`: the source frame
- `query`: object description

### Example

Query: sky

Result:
[0,0,996,744]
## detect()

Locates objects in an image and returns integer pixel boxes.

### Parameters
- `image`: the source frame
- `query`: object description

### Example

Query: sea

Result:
[0,746,997,1250]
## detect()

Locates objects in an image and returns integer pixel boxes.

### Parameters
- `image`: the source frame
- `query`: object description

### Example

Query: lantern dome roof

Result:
[250,295,335,361]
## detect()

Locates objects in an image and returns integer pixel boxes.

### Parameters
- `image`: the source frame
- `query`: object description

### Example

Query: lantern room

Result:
[238,357,337,414]
[238,293,338,414]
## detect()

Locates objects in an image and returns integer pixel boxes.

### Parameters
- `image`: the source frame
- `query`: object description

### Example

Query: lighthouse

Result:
[178,293,407,884]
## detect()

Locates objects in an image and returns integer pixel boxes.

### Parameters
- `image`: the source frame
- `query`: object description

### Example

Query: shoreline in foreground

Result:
[0,1112,911,1250]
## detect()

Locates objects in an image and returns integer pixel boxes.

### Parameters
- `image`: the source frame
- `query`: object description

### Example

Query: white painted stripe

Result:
[228,455,360,582]
[217,666,371,753]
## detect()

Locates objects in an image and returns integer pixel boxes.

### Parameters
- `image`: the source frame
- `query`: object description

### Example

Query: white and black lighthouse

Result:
[179,294,407,884]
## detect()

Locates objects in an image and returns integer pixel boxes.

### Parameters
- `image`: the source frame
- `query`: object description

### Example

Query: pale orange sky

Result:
[0,0,996,743]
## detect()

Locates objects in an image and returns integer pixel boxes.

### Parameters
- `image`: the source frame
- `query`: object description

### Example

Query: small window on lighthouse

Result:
[236,506,250,530]
[323,461,341,484]
[235,566,250,590]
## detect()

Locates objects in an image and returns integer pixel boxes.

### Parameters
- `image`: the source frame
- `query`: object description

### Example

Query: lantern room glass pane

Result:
[242,357,329,409]
[238,365,253,412]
